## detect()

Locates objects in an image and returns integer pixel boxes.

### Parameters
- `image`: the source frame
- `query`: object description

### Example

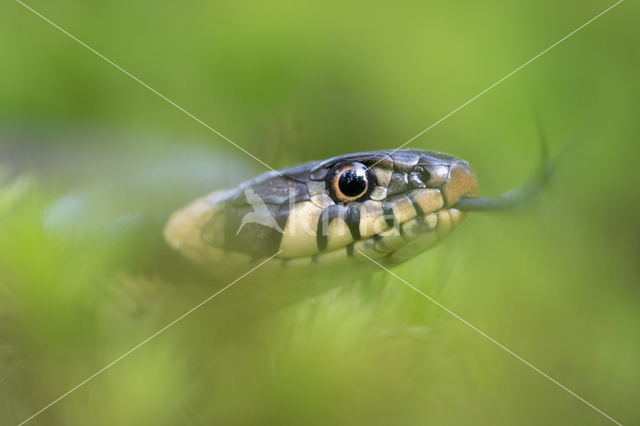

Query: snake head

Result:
[164,149,478,276]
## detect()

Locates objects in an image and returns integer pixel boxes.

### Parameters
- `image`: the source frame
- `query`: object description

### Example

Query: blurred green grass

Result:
[1,0,639,425]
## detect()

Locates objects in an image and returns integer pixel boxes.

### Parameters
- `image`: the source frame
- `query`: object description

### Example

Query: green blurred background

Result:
[1,0,639,425]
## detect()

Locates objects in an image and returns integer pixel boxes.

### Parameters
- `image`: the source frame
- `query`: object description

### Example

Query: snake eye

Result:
[326,161,376,203]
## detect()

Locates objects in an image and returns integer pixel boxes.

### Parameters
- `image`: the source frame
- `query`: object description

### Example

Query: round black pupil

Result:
[338,169,367,197]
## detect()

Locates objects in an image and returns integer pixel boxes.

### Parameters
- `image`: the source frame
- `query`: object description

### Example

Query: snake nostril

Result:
[409,166,431,188]
[418,166,431,183]
[408,172,425,189]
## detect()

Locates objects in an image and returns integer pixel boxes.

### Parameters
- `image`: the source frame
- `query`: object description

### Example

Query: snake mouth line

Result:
[277,206,467,270]
[165,191,466,274]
